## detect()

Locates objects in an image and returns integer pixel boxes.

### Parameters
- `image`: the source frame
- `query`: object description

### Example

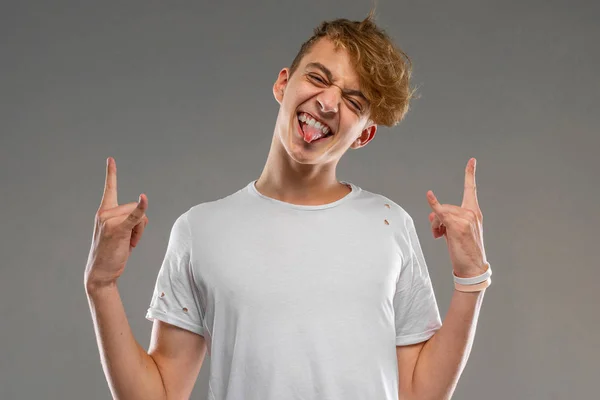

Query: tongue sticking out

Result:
[301,122,327,143]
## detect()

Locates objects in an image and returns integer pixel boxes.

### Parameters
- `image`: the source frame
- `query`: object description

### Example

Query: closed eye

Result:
[308,74,327,85]
[347,98,362,111]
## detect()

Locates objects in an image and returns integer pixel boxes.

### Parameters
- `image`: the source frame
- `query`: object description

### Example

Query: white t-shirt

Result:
[146,180,442,400]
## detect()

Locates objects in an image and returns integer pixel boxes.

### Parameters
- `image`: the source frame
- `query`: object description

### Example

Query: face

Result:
[272,38,377,166]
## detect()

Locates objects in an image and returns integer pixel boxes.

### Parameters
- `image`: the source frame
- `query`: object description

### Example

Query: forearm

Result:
[410,288,486,400]
[86,282,167,400]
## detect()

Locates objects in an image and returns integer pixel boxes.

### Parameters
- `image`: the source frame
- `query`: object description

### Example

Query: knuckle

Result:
[466,209,477,221]
[96,210,110,225]
[127,209,144,225]
[126,212,138,224]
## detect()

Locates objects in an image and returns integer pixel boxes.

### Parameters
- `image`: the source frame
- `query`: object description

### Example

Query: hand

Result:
[84,157,149,289]
[427,158,488,278]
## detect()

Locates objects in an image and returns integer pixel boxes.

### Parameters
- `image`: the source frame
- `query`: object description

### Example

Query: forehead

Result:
[299,38,360,88]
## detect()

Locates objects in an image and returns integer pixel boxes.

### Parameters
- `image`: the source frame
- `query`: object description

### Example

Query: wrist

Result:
[84,276,118,296]
[453,262,489,278]
[453,262,492,292]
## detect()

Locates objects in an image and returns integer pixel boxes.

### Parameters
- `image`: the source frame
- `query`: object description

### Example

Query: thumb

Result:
[123,194,148,230]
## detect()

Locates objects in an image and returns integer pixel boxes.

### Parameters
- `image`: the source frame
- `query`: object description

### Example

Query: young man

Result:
[85,13,491,400]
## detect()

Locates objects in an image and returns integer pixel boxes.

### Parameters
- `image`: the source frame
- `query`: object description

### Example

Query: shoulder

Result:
[181,183,252,226]
[353,184,414,226]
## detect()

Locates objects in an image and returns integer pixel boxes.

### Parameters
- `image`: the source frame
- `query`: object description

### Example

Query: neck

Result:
[255,129,350,206]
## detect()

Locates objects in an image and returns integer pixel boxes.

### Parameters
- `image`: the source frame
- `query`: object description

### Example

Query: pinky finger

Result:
[436,224,446,238]
[130,218,147,248]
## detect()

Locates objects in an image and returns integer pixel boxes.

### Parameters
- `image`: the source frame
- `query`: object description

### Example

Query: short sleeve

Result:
[145,212,205,336]
[393,215,442,346]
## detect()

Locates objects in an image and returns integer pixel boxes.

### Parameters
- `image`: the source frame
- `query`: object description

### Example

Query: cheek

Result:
[289,88,313,107]
[285,80,319,105]
[338,115,362,140]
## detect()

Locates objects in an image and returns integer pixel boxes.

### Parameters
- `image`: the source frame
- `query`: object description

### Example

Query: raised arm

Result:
[396,158,491,399]
[85,157,207,399]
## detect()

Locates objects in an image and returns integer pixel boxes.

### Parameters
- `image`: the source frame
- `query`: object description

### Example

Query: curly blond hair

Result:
[289,10,415,127]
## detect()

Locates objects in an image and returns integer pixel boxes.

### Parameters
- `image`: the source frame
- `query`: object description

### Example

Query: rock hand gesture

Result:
[84,157,149,289]
[427,158,489,279]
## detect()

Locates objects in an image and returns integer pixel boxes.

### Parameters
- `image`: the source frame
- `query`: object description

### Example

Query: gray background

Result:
[1,0,598,399]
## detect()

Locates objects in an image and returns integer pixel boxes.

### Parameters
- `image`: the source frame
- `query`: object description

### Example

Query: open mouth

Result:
[296,111,334,143]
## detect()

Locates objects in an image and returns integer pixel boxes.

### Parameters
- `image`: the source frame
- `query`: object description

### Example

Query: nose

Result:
[316,86,340,114]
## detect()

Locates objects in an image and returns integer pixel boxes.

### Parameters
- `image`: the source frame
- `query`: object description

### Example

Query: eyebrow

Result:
[305,62,369,105]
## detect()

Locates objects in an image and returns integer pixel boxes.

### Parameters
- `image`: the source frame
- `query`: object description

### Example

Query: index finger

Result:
[100,157,118,210]
[461,157,479,210]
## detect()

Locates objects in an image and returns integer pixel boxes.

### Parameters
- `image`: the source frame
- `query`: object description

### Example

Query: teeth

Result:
[298,112,332,135]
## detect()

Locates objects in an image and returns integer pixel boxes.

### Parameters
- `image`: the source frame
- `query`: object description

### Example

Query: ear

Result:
[273,68,290,104]
[350,123,377,149]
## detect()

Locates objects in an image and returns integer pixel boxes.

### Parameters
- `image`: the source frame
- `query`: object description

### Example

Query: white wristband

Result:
[453,262,492,285]
[455,277,491,292]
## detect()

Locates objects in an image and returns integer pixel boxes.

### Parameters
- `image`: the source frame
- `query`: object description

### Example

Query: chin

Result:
[281,116,330,165]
